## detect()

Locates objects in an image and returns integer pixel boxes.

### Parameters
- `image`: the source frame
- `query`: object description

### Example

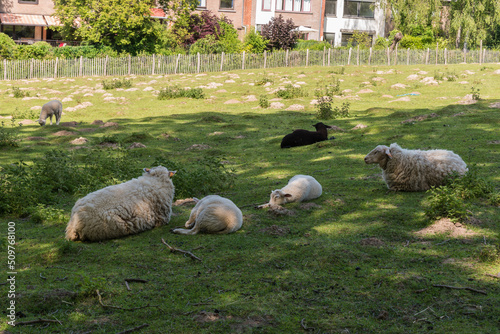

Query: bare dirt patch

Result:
[268,206,296,216]
[259,225,291,236]
[128,142,146,149]
[414,218,478,238]
[25,136,45,141]
[351,123,367,130]
[60,121,79,127]
[52,130,78,136]
[299,203,321,210]
[70,137,88,145]
[401,113,438,124]
[360,237,385,247]
[159,133,180,141]
[186,144,211,150]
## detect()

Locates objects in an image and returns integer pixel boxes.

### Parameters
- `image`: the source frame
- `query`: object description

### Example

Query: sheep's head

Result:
[313,122,332,131]
[143,166,176,179]
[364,145,392,168]
[38,119,46,126]
[269,189,292,206]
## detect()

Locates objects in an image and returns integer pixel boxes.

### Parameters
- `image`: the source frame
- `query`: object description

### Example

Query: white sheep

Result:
[65,166,176,242]
[38,100,63,126]
[364,143,468,191]
[258,174,323,208]
[171,195,242,235]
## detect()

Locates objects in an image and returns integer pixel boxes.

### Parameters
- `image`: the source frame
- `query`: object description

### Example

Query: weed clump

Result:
[314,79,349,119]
[158,85,204,100]
[12,87,30,98]
[102,78,132,90]
[259,95,270,108]
[275,84,308,99]
[0,120,20,147]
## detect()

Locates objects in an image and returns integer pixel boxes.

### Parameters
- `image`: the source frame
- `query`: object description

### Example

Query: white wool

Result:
[65,166,175,241]
[259,175,322,208]
[38,100,63,126]
[171,195,242,235]
[364,143,468,191]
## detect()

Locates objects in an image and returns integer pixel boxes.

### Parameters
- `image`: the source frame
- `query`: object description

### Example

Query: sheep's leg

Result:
[49,114,53,125]
[171,223,200,235]
[55,112,61,125]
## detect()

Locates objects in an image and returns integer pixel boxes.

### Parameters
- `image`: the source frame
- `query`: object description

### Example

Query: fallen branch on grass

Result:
[124,278,148,291]
[485,273,500,279]
[300,318,315,331]
[96,290,160,311]
[161,238,202,261]
[116,323,149,334]
[433,284,487,295]
[15,318,62,326]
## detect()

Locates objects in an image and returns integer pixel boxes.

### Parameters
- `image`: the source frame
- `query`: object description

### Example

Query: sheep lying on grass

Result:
[66,166,176,242]
[38,100,63,126]
[258,175,322,208]
[171,195,242,235]
[364,143,468,191]
[281,122,333,148]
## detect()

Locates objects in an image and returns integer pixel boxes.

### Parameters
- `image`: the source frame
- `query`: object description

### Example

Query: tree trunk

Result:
[455,25,462,49]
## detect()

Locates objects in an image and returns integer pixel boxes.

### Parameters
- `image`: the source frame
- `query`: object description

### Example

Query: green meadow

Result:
[0,64,499,333]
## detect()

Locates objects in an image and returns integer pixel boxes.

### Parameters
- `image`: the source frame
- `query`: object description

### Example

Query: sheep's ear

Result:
[169,171,177,178]
[143,168,150,173]
[384,147,392,159]
[284,194,292,198]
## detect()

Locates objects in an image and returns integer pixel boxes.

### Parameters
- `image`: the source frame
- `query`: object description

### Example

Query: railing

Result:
[1,47,499,81]
[13,39,81,47]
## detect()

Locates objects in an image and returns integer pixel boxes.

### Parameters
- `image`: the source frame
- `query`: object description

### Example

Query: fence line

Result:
[2,48,500,81]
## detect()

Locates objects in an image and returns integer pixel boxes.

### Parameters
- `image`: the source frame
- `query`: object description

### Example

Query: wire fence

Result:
[2,47,499,81]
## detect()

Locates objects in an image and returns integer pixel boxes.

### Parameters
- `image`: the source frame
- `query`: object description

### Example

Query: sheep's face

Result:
[364,145,391,167]
[269,190,292,206]
[38,119,46,126]
[143,166,176,179]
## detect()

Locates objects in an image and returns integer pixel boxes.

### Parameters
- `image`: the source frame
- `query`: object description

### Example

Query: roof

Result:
[150,8,167,19]
[0,13,47,26]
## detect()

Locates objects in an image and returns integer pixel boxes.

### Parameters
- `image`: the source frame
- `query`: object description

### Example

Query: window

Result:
[325,0,337,15]
[263,0,271,10]
[19,0,38,3]
[1,25,36,40]
[343,0,374,18]
[198,0,206,8]
[220,0,234,9]
[276,0,311,12]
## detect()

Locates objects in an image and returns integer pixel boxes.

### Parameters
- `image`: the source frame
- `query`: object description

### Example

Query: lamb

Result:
[280,122,334,148]
[38,100,63,126]
[364,143,468,192]
[171,195,242,235]
[258,175,322,208]
[65,166,176,242]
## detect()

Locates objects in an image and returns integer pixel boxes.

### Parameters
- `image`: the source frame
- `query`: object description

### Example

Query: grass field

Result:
[0,63,499,333]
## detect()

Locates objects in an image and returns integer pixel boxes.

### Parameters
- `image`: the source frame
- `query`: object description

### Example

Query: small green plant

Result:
[316,95,334,119]
[477,244,500,263]
[0,120,20,147]
[434,71,444,81]
[158,85,205,100]
[102,78,132,90]
[255,75,274,86]
[29,204,66,224]
[12,107,37,120]
[12,87,29,98]
[75,274,106,297]
[470,86,481,100]
[259,95,270,108]
[275,84,308,99]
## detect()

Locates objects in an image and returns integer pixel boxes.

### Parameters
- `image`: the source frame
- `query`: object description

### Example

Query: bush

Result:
[294,40,332,51]
[0,33,17,60]
[14,41,53,60]
[102,78,132,90]
[275,84,308,99]
[0,120,20,148]
[152,156,236,198]
[243,29,269,53]
[260,14,299,51]
[158,85,205,100]
[12,87,30,98]
[259,95,270,108]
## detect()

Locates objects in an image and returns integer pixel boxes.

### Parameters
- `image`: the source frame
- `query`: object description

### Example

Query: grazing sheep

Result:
[171,195,242,235]
[364,143,468,191]
[66,166,176,242]
[38,100,63,126]
[281,122,334,148]
[258,175,322,208]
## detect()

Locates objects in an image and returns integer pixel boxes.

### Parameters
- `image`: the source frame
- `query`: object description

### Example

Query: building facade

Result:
[0,0,386,47]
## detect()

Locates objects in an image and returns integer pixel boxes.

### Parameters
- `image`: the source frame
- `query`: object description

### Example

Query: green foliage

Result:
[152,156,236,198]
[243,29,269,53]
[471,86,481,100]
[158,85,205,100]
[255,75,274,86]
[477,244,500,263]
[294,40,332,51]
[275,84,308,99]
[425,168,493,222]
[102,78,132,90]
[12,87,30,98]
[0,33,17,60]
[12,107,37,120]
[346,31,372,49]
[0,120,20,148]
[374,36,389,49]
[29,203,66,224]
[75,274,106,297]
[259,95,270,108]
[14,42,53,60]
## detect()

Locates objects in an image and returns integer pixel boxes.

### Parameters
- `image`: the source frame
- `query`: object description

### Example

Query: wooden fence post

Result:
[426,48,430,65]
[54,57,58,78]
[104,55,108,76]
[3,59,6,80]
[286,49,289,67]
[152,54,155,75]
[328,48,331,66]
[479,40,483,64]
[435,43,438,65]
[407,48,410,65]
[78,56,83,77]
[386,48,390,66]
[264,50,267,69]
[444,48,447,65]
[242,51,246,70]
[348,48,352,65]
[463,45,466,63]
[369,47,372,65]
[127,55,131,75]
[197,53,200,73]
[220,52,224,71]
[395,44,398,65]
[356,45,359,66]
[30,59,34,79]
[323,46,325,67]
[175,54,180,74]
[306,49,309,67]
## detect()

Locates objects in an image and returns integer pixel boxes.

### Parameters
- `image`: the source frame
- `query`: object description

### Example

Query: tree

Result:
[0,33,17,60]
[382,0,442,36]
[260,15,299,50]
[53,0,163,54]
[449,0,500,48]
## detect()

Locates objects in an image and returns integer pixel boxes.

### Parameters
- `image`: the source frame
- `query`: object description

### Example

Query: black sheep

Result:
[280,122,334,148]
